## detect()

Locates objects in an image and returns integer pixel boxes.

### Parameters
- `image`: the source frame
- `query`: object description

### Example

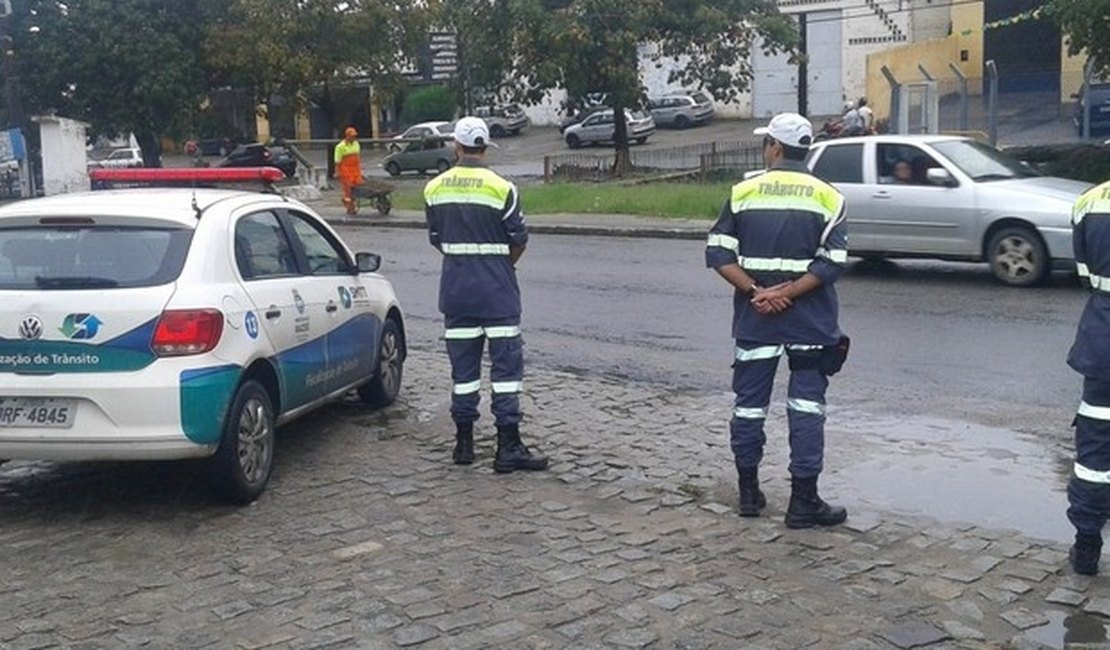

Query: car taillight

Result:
[152,310,223,356]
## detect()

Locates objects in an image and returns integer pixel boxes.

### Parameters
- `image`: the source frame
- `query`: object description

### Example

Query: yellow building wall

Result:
[1062,40,1087,103]
[866,0,987,122]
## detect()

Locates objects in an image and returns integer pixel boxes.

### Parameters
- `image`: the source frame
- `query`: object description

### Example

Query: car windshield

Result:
[0,226,192,290]
[692,92,711,104]
[435,124,453,134]
[930,139,1040,182]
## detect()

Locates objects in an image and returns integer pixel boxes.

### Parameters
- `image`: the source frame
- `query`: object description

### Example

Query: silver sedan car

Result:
[804,135,1091,286]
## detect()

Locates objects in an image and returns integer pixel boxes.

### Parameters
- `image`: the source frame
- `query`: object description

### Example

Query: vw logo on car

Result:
[18,315,43,341]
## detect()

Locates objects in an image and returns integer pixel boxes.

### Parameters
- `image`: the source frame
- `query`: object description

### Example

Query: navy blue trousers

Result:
[444,315,523,427]
[1068,376,1110,536]
[730,340,829,478]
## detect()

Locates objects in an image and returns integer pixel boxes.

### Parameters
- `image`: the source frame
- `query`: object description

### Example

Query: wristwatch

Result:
[745,284,761,298]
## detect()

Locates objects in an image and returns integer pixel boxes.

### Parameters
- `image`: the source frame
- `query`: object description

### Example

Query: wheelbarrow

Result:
[351,179,394,216]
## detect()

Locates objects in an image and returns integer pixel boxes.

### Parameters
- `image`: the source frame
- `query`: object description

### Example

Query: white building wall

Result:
[35,116,90,196]
[517,0,934,125]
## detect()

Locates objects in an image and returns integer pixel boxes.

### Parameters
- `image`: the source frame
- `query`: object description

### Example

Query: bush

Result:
[401,86,456,125]
[1004,144,1110,184]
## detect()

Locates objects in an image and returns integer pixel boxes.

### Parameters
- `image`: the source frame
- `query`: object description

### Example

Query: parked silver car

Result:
[563,110,655,149]
[647,91,714,129]
[804,135,1091,286]
[474,104,530,137]
[382,137,456,176]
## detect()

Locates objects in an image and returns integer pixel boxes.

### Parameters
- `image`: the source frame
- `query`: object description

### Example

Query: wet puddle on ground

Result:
[824,413,1074,543]
[1020,609,1110,649]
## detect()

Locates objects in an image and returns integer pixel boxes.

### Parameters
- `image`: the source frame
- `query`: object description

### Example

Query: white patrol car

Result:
[0,183,406,503]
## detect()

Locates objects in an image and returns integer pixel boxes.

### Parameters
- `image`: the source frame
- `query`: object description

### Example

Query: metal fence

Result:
[543,140,764,183]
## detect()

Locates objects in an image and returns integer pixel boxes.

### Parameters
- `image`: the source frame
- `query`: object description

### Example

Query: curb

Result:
[322,216,707,241]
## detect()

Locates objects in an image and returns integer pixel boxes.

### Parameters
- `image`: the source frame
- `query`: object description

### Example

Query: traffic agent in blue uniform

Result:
[1066,179,1110,575]
[424,117,548,473]
[706,113,850,528]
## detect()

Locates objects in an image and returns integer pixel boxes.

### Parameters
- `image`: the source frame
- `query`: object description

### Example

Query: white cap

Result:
[453,116,498,148]
[753,112,814,148]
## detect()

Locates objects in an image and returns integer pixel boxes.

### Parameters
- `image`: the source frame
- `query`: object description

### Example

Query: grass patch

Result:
[390,181,733,219]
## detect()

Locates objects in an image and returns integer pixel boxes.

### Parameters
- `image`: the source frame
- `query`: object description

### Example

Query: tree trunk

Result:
[136,131,162,168]
[611,100,631,177]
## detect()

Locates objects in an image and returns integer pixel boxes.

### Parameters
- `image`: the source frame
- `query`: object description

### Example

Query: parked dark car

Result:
[1076,75,1110,136]
[217,143,297,177]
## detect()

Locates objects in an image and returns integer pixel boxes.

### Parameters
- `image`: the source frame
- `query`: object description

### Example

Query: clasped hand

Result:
[751,282,793,315]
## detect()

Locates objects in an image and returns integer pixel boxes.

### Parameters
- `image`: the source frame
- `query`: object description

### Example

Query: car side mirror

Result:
[356,252,381,273]
[926,167,956,187]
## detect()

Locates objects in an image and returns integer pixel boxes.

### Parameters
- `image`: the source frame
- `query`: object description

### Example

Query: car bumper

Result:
[0,362,224,461]
[692,109,714,123]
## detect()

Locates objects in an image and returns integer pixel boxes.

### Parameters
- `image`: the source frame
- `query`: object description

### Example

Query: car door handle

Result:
[871,192,892,199]
[325,302,338,313]
[265,308,281,320]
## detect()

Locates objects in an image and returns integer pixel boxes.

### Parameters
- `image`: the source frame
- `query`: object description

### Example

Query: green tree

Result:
[1049,0,1110,76]
[14,0,220,165]
[205,0,431,137]
[452,0,796,173]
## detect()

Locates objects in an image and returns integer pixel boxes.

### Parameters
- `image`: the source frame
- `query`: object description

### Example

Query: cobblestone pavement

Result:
[1,347,1107,650]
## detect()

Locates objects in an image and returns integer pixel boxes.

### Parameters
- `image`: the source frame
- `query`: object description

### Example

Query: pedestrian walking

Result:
[705,112,850,528]
[334,127,363,215]
[424,116,548,473]
[1065,179,1110,575]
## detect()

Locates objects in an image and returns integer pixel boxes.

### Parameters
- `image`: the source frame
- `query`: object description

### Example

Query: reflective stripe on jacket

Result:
[424,161,528,318]
[705,159,848,345]
[1069,181,1110,378]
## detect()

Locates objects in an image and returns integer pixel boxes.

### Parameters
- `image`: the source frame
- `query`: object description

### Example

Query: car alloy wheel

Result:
[211,380,275,504]
[987,226,1048,287]
[359,318,404,407]
[385,161,401,176]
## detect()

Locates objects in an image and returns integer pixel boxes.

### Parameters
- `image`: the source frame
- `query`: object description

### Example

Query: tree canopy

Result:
[1050,0,1110,76]
[436,0,797,170]
[13,0,217,163]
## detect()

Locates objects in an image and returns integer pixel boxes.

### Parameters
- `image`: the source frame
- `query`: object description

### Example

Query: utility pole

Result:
[797,13,808,117]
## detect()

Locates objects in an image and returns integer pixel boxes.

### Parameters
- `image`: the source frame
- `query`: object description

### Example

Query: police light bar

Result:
[89,167,287,185]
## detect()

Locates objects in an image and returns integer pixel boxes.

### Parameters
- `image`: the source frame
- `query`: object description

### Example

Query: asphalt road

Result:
[341,225,1089,440]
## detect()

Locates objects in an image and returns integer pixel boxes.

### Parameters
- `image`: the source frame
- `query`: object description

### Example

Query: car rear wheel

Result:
[436,159,451,173]
[490,124,507,138]
[385,161,401,177]
[566,134,581,149]
[210,380,275,505]
[359,318,404,407]
[674,115,690,130]
[987,226,1048,287]
[636,137,648,145]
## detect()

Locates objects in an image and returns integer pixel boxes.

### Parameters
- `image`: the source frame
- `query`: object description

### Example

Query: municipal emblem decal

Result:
[59,313,103,340]
[244,311,259,339]
[338,286,353,309]
[18,315,43,341]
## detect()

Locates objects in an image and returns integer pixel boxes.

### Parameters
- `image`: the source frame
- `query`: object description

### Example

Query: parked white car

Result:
[563,110,655,149]
[389,121,454,152]
[0,184,406,503]
[87,147,144,169]
[805,135,1091,286]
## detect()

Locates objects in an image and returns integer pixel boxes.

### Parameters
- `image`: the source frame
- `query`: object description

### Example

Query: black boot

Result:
[1070,533,1102,576]
[784,475,847,529]
[493,424,548,473]
[452,422,474,465]
[737,466,766,517]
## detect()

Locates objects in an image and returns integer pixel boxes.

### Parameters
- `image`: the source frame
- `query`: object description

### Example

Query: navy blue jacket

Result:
[425,161,528,318]
[705,160,848,345]
[1069,181,1110,379]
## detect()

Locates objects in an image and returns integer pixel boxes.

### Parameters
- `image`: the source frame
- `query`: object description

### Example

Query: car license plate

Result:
[0,398,76,429]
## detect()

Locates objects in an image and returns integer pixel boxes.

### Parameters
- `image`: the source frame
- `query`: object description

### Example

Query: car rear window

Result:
[693,92,711,104]
[0,226,192,290]
[812,144,864,184]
